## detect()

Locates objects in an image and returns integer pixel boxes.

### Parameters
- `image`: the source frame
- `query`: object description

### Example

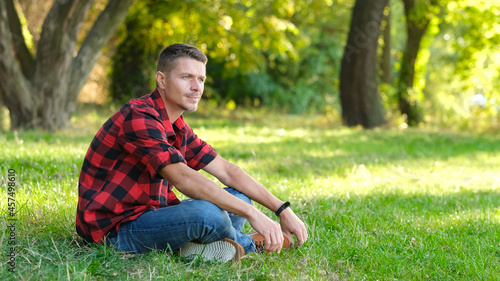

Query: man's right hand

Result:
[246,207,285,254]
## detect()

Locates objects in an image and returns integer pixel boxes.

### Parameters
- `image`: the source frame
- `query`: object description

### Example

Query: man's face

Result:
[159,57,206,118]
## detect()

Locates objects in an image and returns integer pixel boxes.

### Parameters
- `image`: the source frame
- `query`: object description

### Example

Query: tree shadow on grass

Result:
[307,189,500,222]
[213,129,500,183]
[218,129,500,164]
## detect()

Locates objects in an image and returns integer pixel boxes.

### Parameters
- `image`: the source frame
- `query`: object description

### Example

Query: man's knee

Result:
[189,200,230,223]
[186,200,233,240]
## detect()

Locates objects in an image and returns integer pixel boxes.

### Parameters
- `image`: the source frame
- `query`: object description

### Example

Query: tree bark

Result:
[0,0,35,128]
[0,0,133,131]
[397,0,431,126]
[339,0,387,128]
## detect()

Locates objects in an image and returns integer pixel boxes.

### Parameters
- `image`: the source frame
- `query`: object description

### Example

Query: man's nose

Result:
[191,80,203,91]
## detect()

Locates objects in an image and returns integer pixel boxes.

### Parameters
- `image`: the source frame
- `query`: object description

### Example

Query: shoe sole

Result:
[179,238,244,262]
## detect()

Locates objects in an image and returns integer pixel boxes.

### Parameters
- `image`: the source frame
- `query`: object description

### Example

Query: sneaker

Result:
[178,238,244,263]
[248,232,294,253]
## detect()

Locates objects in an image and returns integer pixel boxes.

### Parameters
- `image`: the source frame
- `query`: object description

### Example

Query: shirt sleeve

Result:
[182,123,217,170]
[117,106,185,178]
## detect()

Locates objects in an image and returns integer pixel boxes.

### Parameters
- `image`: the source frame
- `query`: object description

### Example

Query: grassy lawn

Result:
[1,107,499,280]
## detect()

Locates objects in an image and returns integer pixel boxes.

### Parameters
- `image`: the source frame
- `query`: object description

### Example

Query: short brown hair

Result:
[156,43,207,76]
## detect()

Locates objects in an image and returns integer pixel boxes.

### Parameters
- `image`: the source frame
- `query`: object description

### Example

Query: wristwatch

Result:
[275,201,290,217]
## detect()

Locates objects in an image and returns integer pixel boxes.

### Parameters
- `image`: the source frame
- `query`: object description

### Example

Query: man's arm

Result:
[158,162,287,254]
[202,155,308,247]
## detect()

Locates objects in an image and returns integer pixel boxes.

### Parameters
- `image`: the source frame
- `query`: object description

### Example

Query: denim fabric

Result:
[106,187,255,254]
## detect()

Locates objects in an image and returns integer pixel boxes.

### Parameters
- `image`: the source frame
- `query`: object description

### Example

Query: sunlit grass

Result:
[1,107,499,280]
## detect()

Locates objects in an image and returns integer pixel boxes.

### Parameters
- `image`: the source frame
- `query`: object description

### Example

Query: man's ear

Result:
[156,71,166,88]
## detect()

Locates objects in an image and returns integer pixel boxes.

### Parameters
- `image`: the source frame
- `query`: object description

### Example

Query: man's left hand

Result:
[279,208,308,246]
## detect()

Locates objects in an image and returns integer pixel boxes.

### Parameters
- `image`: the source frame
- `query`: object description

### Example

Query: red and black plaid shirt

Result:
[76,89,217,243]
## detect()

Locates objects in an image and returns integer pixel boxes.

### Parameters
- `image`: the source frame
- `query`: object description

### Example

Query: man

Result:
[76,43,308,262]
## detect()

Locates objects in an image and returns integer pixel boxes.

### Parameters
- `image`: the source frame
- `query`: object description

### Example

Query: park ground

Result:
[0,105,499,280]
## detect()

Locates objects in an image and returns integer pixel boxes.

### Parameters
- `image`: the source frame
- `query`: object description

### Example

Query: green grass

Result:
[1,107,499,280]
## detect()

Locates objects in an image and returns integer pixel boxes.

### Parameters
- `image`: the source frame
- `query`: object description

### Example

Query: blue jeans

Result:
[106,188,255,254]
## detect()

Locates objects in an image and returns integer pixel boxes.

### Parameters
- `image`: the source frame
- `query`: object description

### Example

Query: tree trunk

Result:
[0,0,133,132]
[0,0,36,128]
[380,1,392,85]
[397,0,431,126]
[340,0,387,128]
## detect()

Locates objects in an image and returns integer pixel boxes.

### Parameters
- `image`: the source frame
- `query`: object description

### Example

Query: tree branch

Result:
[32,0,92,85]
[68,0,134,102]
[4,0,33,77]
[0,0,35,125]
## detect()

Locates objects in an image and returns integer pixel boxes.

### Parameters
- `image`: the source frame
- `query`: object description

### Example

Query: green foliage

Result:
[108,0,352,113]
[109,1,165,102]
[424,0,500,131]
[104,0,499,130]
[1,108,499,279]
[378,0,499,131]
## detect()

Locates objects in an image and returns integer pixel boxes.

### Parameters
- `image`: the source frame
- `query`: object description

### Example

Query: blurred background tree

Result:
[339,0,388,128]
[396,0,441,126]
[1,0,498,132]
[0,0,133,131]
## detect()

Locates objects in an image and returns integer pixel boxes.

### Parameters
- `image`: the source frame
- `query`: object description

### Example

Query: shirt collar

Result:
[151,89,187,140]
